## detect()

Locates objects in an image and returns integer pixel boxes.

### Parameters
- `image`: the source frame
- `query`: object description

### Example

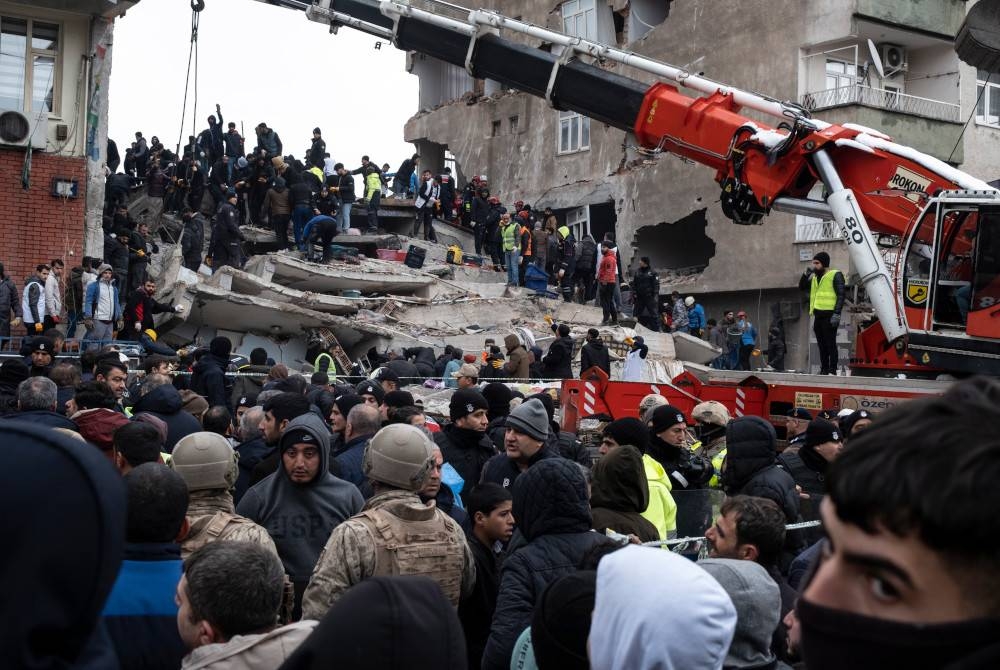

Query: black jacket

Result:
[308,137,326,168]
[104,236,129,274]
[633,266,659,301]
[460,533,503,670]
[0,410,78,431]
[647,434,714,490]
[234,436,271,504]
[541,335,575,380]
[435,423,497,505]
[577,236,598,276]
[777,447,828,496]
[403,347,436,378]
[482,459,612,670]
[209,202,243,269]
[189,353,231,410]
[122,289,174,336]
[480,443,560,491]
[580,339,611,375]
[724,417,800,523]
[590,444,659,542]
[181,215,205,262]
[335,172,355,203]
[289,180,313,208]
[130,384,202,453]
[798,268,846,314]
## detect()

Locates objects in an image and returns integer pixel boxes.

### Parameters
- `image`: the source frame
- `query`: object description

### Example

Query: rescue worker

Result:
[208,189,245,272]
[784,407,812,451]
[632,256,660,331]
[777,418,843,497]
[170,432,278,559]
[647,404,714,491]
[300,423,475,618]
[555,225,577,302]
[799,251,845,375]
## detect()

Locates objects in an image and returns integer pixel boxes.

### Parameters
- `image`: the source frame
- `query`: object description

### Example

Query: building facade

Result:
[400,0,1000,372]
[0,0,133,317]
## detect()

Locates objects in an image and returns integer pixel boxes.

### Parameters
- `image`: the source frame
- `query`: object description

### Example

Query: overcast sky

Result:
[107,0,418,168]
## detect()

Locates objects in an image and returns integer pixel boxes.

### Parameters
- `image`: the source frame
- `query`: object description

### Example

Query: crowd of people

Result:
[4,333,999,669]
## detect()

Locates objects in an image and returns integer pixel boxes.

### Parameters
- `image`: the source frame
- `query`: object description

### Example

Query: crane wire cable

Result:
[175,1,203,156]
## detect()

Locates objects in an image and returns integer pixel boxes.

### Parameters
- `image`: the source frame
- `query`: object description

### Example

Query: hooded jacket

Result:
[480,441,559,491]
[641,453,678,539]
[541,335,574,380]
[131,384,202,453]
[72,408,131,454]
[503,334,531,380]
[647,434,714,490]
[435,422,496,505]
[0,422,125,670]
[237,413,364,589]
[280,576,468,670]
[724,417,800,523]
[182,620,317,670]
[190,353,231,410]
[590,545,736,670]
[231,364,270,408]
[591,446,659,542]
[481,459,612,670]
[580,338,611,375]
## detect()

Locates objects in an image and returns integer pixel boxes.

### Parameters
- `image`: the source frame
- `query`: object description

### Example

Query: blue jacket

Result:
[688,303,706,330]
[740,321,758,346]
[333,433,373,489]
[101,542,186,670]
[83,280,122,320]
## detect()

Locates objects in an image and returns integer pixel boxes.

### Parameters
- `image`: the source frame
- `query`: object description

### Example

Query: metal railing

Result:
[800,84,961,123]
[795,219,842,243]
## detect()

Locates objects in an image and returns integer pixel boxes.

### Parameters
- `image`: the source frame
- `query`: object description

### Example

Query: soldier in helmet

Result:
[301,423,475,619]
[170,432,279,560]
[692,400,732,488]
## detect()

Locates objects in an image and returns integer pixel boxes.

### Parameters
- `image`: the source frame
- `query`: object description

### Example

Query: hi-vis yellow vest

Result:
[809,268,840,313]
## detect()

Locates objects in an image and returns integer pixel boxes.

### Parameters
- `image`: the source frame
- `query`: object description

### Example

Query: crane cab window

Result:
[932,210,977,327]
[968,209,1000,321]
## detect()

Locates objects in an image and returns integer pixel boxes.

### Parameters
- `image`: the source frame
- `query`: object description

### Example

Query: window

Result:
[976,69,1000,128]
[0,16,58,114]
[558,110,590,154]
[824,59,860,90]
[565,206,590,241]
[491,119,501,137]
[443,150,456,175]
[509,115,519,134]
[561,0,597,40]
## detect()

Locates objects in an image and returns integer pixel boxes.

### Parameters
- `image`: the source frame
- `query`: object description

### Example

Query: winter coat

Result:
[72,408,130,452]
[777,447,828,497]
[580,339,611,375]
[641,454,678,539]
[257,129,282,157]
[230,363,269,408]
[403,346,437,378]
[671,298,689,330]
[541,335,574,380]
[480,443,560,491]
[182,215,206,264]
[181,621,317,670]
[591,445,659,542]
[223,130,244,159]
[0,410,78,431]
[724,417,800,523]
[435,423,497,505]
[577,236,598,276]
[334,172,355,203]
[0,276,20,321]
[482,459,612,670]
[647,434,714,490]
[332,432,374,489]
[190,353,232,410]
[210,202,243,270]
[598,249,618,284]
[122,288,174,337]
[632,266,659,301]
[532,229,549,265]
[130,384,202,453]
[503,334,531,380]
[261,185,291,218]
[101,542,186,670]
[234,436,271,504]
[460,533,503,670]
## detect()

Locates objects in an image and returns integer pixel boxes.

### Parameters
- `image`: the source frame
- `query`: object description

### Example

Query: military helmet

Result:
[692,400,732,427]
[171,432,239,491]
[363,423,435,491]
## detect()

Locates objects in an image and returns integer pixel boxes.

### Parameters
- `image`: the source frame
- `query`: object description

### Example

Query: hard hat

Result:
[692,400,731,427]
[363,423,435,491]
[684,296,695,307]
[638,393,668,425]
[170,432,239,491]
[144,329,157,342]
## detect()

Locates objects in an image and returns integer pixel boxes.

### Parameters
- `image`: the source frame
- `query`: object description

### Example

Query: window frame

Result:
[565,205,590,241]
[557,109,591,155]
[561,0,597,41]
[0,13,61,117]
[976,70,999,129]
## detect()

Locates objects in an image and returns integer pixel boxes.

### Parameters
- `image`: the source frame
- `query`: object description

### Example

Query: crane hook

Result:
[191,0,205,12]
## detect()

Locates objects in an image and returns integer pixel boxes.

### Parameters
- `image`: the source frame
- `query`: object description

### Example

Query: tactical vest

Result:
[355,504,465,606]
[182,511,261,559]
[776,450,826,496]
[809,268,840,313]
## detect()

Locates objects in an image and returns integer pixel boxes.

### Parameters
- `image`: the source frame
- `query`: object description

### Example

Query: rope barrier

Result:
[641,520,822,549]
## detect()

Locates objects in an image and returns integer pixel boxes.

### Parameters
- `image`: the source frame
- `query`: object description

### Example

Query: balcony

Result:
[801,84,960,123]
[795,219,841,244]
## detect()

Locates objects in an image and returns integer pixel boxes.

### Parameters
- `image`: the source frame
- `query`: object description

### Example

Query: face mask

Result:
[797,596,1000,670]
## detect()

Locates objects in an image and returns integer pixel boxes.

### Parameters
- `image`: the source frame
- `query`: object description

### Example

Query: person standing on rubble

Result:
[331,163,356,233]
[413,170,440,243]
[500,213,519,287]
[632,257,660,331]
[598,241,620,325]
[555,226,577,302]
[208,189,245,272]
[471,187,490,255]
[485,195,504,271]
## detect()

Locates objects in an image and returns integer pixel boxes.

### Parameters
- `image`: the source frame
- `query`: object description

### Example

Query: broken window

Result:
[613,0,670,45]
[558,110,590,154]
[491,119,501,137]
[509,115,519,134]
[634,209,715,273]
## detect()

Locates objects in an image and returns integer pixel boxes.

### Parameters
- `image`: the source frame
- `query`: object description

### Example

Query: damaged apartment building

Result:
[392,0,1000,372]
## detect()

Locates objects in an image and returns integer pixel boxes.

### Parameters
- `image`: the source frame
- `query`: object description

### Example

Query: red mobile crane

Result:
[217,0,999,423]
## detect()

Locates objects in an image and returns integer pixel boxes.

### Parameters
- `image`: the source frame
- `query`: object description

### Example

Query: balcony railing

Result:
[800,84,961,123]
[796,219,841,243]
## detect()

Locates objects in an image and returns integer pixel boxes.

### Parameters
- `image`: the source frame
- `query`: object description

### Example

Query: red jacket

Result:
[598,249,617,284]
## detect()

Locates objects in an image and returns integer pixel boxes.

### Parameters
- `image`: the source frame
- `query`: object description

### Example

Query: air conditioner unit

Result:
[880,44,908,73]
[0,109,49,150]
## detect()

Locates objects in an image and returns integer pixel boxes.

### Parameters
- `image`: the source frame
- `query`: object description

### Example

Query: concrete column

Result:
[83,17,114,258]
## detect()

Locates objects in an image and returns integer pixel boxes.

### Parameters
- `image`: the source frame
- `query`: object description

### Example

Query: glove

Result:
[830,313,841,327]
[543,315,554,325]
[174,304,185,313]
[115,319,124,331]
[34,322,43,333]
[137,249,145,257]
[51,315,60,324]
[134,321,142,331]
[491,359,503,370]
[204,256,213,267]
[11,317,21,327]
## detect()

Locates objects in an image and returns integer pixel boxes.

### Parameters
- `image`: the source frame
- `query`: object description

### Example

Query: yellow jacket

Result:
[640,454,678,539]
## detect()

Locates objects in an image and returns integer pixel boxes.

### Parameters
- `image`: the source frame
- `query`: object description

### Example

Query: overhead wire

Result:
[175,0,203,156]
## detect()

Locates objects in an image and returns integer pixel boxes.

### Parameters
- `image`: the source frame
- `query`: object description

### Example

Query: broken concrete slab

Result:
[672,331,723,366]
[205,266,368,315]
[244,252,438,296]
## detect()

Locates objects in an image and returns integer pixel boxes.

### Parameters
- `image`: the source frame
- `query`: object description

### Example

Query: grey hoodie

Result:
[699,558,784,670]
[237,413,364,584]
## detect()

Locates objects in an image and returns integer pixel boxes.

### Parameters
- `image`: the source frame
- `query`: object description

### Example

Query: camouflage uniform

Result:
[182,490,279,560]
[301,489,475,620]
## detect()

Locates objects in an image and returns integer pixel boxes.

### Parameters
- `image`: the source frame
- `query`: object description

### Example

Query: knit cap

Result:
[505,399,549,442]
[449,388,488,422]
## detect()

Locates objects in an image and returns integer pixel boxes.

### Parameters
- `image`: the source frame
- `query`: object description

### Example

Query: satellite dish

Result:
[867,39,885,79]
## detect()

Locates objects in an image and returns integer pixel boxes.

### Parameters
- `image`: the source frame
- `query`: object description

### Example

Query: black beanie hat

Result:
[839,409,872,436]
[355,381,385,404]
[650,404,687,434]
[449,388,488,422]
[602,417,649,452]
[481,382,513,420]
[527,392,556,423]
[813,251,831,268]
[384,390,415,409]
[333,393,363,420]
[209,336,232,359]
[804,418,842,449]
[0,359,30,387]
[530,570,597,670]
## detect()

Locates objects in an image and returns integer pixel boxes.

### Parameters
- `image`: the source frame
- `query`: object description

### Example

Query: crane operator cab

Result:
[900,191,1000,372]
